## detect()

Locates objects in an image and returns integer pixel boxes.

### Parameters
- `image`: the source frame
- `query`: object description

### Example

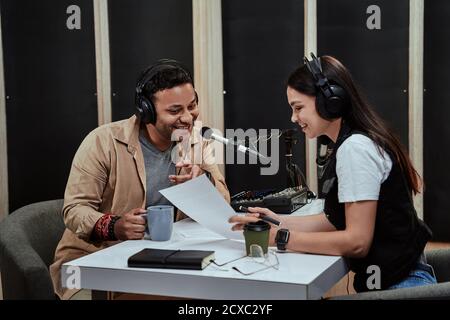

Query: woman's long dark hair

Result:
[287,55,421,195]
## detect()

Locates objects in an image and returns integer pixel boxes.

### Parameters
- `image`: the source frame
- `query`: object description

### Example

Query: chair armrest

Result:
[426,248,450,282]
[0,228,55,299]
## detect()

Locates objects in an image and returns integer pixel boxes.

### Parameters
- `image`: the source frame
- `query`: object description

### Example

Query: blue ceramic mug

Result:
[145,205,174,241]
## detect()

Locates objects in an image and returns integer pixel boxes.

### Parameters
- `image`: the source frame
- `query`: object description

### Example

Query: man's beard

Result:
[156,122,192,142]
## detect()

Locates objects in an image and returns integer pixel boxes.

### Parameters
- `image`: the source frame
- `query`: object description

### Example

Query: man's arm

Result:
[63,129,109,240]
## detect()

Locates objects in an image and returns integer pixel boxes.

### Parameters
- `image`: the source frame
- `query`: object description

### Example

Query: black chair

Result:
[0,199,64,299]
[330,248,450,300]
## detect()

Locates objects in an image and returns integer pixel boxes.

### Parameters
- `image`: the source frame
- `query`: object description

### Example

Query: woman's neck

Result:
[325,118,342,143]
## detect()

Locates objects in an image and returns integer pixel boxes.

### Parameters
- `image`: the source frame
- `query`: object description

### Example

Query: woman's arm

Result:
[284,200,377,257]
[282,213,336,232]
[229,207,335,233]
[229,201,377,258]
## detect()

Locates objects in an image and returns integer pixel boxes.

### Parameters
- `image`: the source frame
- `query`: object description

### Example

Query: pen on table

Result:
[237,206,281,226]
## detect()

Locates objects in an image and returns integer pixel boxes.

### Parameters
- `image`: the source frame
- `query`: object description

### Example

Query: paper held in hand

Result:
[159,174,244,240]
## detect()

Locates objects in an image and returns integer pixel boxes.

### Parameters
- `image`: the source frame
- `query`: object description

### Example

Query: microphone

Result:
[201,127,267,159]
[282,128,299,138]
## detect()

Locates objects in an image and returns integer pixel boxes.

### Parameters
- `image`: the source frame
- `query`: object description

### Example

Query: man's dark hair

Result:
[138,60,194,102]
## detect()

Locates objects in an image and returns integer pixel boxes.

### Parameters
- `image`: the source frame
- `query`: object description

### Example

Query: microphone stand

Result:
[283,129,303,188]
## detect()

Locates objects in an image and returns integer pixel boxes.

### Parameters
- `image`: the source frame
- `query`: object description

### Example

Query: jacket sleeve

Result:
[62,129,109,240]
[200,139,231,203]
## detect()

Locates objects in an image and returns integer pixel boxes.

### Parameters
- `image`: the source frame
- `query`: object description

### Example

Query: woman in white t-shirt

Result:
[229,54,435,292]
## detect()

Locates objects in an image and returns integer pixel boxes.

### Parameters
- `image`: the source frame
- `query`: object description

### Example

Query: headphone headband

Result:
[303,53,323,81]
[136,59,192,95]
[304,53,335,100]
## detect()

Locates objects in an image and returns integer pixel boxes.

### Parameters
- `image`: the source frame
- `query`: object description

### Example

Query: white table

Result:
[62,200,347,300]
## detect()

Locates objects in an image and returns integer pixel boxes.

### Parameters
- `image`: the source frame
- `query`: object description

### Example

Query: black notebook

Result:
[128,248,215,270]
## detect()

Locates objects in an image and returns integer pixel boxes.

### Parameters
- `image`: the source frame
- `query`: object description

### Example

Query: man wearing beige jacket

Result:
[50,59,230,299]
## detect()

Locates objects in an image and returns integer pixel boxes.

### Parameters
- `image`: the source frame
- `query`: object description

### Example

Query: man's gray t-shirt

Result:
[139,129,176,208]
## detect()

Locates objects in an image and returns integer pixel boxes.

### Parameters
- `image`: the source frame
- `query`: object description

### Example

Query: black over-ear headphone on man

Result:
[135,59,197,124]
[303,53,349,120]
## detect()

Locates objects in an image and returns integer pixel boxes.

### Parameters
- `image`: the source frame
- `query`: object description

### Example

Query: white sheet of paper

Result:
[159,175,243,240]
[174,218,226,240]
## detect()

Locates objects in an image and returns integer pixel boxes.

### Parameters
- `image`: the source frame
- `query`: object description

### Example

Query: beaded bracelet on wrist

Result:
[108,216,121,241]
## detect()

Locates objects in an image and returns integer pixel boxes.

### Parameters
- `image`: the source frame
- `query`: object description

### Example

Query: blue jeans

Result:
[388,262,437,289]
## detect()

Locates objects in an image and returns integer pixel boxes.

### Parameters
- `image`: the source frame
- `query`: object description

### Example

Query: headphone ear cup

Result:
[325,85,347,119]
[135,95,145,121]
[136,95,157,124]
[315,85,347,120]
[142,96,157,124]
[315,92,332,120]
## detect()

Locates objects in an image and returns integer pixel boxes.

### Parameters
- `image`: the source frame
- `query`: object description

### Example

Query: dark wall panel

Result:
[424,0,450,241]
[108,0,193,121]
[2,0,98,211]
[222,0,305,195]
[318,0,409,146]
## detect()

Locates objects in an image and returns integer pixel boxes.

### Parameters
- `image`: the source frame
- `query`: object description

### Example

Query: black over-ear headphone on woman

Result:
[135,59,197,124]
[303,53,349,120]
